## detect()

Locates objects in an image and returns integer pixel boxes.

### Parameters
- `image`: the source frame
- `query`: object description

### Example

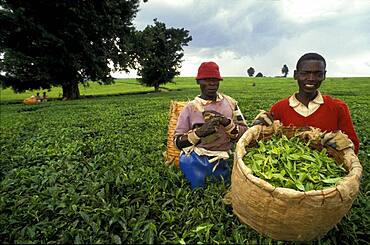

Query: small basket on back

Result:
[227,121,362,241]
[23,96,39,105]
[164,100,187,166]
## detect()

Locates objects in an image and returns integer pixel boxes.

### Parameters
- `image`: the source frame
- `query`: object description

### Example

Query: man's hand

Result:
[195,117,221,137]
[203,110,230,126]
[252,110,274,126]
[321,130,354,151]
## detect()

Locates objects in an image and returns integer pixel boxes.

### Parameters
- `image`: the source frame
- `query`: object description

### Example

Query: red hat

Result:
[196,61,223,80]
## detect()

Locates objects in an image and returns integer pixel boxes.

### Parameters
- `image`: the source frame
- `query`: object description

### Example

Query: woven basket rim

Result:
[235,125,362,196]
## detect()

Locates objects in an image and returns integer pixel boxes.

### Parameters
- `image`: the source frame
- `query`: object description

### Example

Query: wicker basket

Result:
[164,100,187,166]
[228,122,362,241]
[23,96,39,105]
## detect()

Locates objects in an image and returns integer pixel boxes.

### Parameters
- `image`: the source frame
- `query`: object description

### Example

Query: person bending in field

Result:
[42,91,48,102]
[173,61,248,189]
[254,52,360,154]
[36,92,42,103]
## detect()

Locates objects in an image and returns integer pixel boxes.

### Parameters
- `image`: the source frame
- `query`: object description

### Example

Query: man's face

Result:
[197,78,220,99]
[294,60,326,94]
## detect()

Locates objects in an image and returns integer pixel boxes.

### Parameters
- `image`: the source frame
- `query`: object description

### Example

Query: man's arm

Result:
[336,100,360,154]
[174,118,221,150]
[174,133,198,149]
[252,110,274,126]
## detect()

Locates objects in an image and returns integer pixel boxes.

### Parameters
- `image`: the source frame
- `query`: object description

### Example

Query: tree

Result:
[256,72,263,77]
[133,19,192,92]
[282,64,289,77]
[247,67,255,77]
[0,0,143,99]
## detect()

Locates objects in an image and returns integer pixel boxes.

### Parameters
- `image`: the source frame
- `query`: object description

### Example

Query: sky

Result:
[112,0,370,78]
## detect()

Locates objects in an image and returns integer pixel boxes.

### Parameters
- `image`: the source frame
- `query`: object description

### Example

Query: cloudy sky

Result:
[114,0,370,78]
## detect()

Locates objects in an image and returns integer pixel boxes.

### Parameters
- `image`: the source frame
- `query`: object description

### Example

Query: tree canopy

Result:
[133,19,192,92]
[0,0,142,99]
[247,67,255,77]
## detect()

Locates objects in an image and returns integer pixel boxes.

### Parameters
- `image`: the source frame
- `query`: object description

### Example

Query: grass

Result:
[0,78,198,103]
[0,76,369,244]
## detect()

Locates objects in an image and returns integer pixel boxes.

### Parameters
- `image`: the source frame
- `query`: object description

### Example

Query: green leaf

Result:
[112,235,122,244]
[301,155,316,162]
[322,177,342,184]
[295,182,305,191]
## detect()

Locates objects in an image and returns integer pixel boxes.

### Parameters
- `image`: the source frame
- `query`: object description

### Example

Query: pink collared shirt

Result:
[174,93,247,152]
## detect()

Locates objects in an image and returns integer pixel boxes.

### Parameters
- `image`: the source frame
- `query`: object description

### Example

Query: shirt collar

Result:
[195,92,223,105]
[289,91,324,107]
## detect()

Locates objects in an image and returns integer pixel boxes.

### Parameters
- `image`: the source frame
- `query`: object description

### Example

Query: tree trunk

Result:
[62,81,80,100]
[154,85,160,92]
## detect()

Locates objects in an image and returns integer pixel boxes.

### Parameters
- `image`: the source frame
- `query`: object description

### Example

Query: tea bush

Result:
[0,77,369,244]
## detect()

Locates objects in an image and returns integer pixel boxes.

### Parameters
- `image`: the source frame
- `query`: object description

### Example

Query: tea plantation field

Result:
[1,77,369,244]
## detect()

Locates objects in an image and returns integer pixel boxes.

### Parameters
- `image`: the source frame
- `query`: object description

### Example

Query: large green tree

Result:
[0,0,143,99]
[134,19,192,92]
[247,67,255,77]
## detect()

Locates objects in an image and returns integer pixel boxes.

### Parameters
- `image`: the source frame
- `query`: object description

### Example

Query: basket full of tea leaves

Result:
[226,122,362,242]
[242,134,347,192]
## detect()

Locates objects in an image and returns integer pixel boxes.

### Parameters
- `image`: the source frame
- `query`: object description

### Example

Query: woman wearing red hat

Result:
[173,61,248,189]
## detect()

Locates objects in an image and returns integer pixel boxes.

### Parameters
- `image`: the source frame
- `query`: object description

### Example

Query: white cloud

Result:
[280,0,347,23]
[115,0,370,78]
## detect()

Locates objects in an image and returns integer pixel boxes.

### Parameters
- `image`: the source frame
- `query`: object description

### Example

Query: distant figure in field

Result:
[282,64,289,77]
[35,92,42,102]
[173,61,248,189]
[42,92,48,102]
[253,52,360,154]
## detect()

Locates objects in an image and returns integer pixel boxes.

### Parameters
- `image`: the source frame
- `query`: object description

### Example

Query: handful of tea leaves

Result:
[243,134,347,191]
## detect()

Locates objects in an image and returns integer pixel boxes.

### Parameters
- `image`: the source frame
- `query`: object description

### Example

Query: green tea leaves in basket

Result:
[242,135,347,191]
